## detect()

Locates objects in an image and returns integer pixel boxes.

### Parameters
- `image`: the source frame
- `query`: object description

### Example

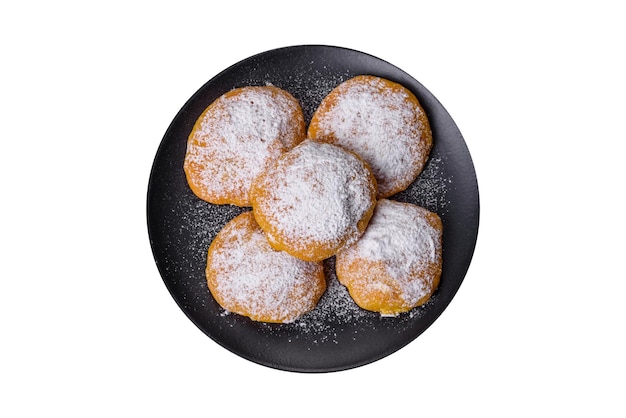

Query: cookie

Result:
[206,212,326,323]
[336,199,442,315]
[184,85,305,206]
[308,75,432,198]
[250,140,378,262]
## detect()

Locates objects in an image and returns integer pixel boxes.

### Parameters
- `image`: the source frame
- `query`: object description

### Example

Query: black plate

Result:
[147,45,479,372]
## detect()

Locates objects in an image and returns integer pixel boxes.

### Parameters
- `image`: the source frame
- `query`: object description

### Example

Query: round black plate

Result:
[147,45,479,372]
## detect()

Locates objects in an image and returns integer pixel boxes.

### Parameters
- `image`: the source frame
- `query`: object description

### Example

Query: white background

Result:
[2,1,624,416]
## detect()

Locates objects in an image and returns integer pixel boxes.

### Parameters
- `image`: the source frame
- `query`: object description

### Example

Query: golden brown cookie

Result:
[184,85,305,206]
[206,212,326,323]
[335,199,442,315]
[250,140,378,262]
[308,75,432,198]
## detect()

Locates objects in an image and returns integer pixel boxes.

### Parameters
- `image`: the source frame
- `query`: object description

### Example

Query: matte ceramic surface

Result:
[147,45,479,372]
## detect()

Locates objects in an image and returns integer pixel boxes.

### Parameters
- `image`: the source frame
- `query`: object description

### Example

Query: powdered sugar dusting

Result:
[285,257,434,343]
[339,199,442,308]
[310,76,431,197]
[184,86,304,204]
[281,68,352,123]
[394,152,451,215]
[291,257,374,338]
[207,213,324,323]
[252,140,376,258]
